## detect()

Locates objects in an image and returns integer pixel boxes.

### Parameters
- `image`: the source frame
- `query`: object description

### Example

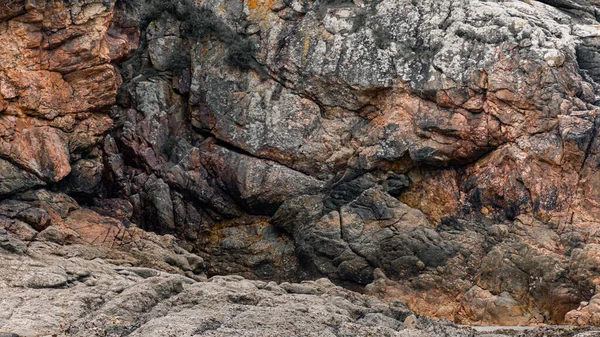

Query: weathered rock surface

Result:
[0,230,459,336]
[3,0,600,328]
[0,190,206,278]
[0,235,597,337]
[0,0,135,196]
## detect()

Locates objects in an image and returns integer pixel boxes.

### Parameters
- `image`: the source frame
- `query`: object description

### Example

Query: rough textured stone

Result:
[0,159,44,197]
[3,0,600,329]
[0,0,133,198]
[0,235,591,337]
[95,0,600,326]
[458,286,534,326]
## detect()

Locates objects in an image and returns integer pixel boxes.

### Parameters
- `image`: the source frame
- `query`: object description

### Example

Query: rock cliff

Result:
[2,0,600,331]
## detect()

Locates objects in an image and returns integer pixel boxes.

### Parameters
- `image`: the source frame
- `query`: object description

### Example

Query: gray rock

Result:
[15,207,51,232]
[0,239,479,337]
[24,270,68,289]
[143,178,175,232]
[0,231,28,255]
[55,158,104,196]
[0,159,44,198]
[293,187,452,284]
[115,267,161,279]
[6,0,600,329]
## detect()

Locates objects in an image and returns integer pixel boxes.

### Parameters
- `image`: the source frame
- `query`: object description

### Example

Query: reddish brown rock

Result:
[102,0,600,327]
[4,0,600,329]
[5,126,70,182]
[0,0,136,195]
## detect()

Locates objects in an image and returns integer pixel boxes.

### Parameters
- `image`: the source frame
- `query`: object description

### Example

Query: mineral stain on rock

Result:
[2,0,600,335]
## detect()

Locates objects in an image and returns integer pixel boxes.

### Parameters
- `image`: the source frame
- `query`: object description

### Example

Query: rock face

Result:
[0,0,134,196]
[0,238,466,337]
[1,238,598,337]
[0,237,597,337]
[3,0,600,329]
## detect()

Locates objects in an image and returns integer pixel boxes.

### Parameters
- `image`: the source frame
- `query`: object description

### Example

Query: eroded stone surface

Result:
[0,235,595,337]
[95,0,600,326]
[0,0,133,191]
[3,0,600,328]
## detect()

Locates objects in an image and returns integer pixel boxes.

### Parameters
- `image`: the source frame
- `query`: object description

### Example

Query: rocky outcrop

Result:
[0,189,205,278]
[105,0,600,325]
[0,0,136,197]
[0,232,458,337]
[3,0,600,328]
[0,237,597,337]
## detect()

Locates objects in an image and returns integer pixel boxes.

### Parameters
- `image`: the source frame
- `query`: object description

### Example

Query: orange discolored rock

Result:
[0,0,138,194]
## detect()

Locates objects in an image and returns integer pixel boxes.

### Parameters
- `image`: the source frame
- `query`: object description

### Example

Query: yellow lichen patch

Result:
[247,0,259,10]
[303,36,311,56]
[246,0,275,21]
[301,34,311,66]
